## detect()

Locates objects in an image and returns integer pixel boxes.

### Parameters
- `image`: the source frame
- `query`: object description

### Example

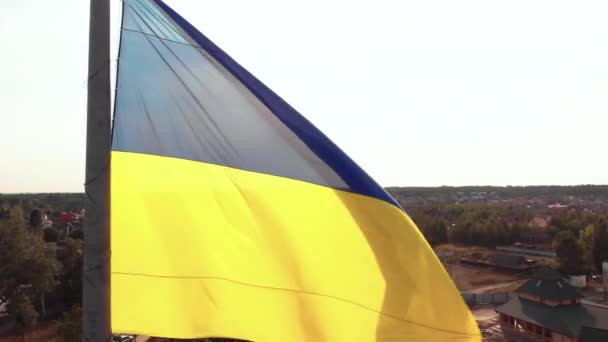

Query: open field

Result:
[435,244,494,255]
[444,263,524,291]
[435,243,552,291]
[436,244,528,291]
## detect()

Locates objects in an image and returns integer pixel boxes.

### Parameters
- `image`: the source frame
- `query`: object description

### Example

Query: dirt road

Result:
[466,280,525,294]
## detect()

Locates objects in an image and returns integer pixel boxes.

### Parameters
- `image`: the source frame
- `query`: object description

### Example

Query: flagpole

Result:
[84,0,111,340]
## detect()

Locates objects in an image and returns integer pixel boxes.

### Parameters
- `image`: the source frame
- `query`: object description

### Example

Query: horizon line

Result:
[1,183,608,195]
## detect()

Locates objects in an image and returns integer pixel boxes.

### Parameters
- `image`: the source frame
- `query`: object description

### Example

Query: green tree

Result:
[553,230,584,275]
[42,227,59,243]
[56,238,83,306]
[28,208,44,232]
[0,207,9,220]
[592,217,608,271]
[579,224,595,272]
[426,218,447,245]
[7,293,38,327]
[0,208,59,327]
[69,228,84,240]
[410,211,446,245]
[8,198,22,208]
[56,305,82,342]
[7,207,24,222]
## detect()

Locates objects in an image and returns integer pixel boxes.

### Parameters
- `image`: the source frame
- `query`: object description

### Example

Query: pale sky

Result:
[1,0,607,193]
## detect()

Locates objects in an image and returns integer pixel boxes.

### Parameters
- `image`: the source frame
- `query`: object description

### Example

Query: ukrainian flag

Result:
[110,0,480,340]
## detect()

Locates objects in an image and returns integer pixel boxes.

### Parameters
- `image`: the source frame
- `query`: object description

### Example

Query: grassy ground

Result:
[435,244,494,255]
[483,280,526,294]
[588,278,605,289]
[444,263,522,290]
[0,321,57,342]
[434,243,547,291]
[436,244,525,290]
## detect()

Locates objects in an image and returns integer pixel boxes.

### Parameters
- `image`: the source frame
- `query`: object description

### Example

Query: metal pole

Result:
[84,0,111,340]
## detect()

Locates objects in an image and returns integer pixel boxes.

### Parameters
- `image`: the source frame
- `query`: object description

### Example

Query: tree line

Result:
[0,193,85,214]
[553,216,608,275]
[388,185,608,199]
[0,204,82,340]
[408,203,534,246]
[408,202,608,275]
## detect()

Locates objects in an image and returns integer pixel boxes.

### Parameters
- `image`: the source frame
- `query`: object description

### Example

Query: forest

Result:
[406,202,608,276]
[387,184,608,199]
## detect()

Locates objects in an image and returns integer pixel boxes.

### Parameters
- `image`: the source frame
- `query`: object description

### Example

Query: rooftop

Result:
[530,267,564,280]
[496,296,608,337]
[495,253,526,269]
[579,326,608,342]
[515,268,582,302]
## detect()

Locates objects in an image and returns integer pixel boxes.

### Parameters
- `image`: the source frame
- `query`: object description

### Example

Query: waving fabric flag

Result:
[110,0,480,340]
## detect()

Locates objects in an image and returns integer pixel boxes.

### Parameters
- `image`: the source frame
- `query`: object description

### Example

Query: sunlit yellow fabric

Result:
[111,151,480,341]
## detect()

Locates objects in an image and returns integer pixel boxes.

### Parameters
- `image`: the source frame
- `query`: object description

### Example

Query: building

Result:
[578,327,608,341]
[494,253,534,271]
[42,213,53,228]
[529,216,551,229]
[496,268,608,341]
[548,203,569,210]
[57,211,80,224]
